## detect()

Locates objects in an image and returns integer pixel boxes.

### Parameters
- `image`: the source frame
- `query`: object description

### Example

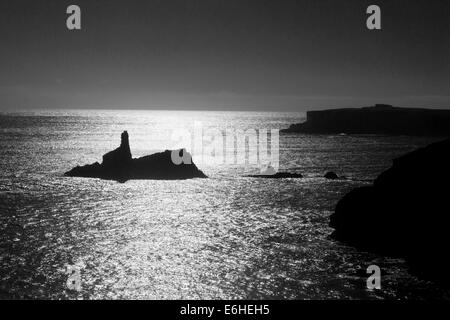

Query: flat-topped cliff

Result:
[282,104,450,136]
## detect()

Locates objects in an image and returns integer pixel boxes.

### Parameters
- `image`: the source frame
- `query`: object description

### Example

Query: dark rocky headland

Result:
[245,172,303,179]
[329,138,450,286]
[282,104,450,136]
[65,131,207,182]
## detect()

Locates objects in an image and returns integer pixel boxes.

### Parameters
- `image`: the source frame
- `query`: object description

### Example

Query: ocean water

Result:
[0,109,448,299]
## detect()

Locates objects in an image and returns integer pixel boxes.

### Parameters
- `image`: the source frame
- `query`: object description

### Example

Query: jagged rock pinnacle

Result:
[120,131,130,150]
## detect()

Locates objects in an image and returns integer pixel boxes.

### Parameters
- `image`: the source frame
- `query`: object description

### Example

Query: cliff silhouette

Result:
[282,104,450,136]
[65,131,207,182]
[329,138,450,286]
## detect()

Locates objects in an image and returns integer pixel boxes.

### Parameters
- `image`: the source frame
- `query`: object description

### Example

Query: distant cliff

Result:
[282,104,450,136]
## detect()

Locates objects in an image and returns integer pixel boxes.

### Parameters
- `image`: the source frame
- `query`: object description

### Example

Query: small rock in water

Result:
[324,171,339,180]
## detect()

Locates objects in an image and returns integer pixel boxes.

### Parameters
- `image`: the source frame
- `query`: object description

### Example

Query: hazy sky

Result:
[0,0,449,111]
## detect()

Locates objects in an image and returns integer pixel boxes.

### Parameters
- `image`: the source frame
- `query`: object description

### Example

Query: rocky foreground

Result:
[329,138,450,286]
[65,131,207,182]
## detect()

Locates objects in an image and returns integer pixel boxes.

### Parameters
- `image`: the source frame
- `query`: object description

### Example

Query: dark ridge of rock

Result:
[329,138,450,286]
[324,171,347,180]
[281,104,450,136]
[65,131,207,182]
[324,171,339,180]
[245,172,303,179]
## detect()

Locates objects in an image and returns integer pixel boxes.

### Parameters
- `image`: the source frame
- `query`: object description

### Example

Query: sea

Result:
[0,109,448,299]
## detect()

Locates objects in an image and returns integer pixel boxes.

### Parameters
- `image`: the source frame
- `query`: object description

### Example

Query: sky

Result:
[0,0,449,111]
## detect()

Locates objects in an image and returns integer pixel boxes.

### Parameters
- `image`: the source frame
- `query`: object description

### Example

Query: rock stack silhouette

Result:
[65,131,207,182]
[102,131,132,167]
